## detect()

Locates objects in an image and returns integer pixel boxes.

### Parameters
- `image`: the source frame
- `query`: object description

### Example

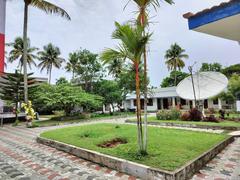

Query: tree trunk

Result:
[135,62,143,153]
[23,3,29,103]
[140,10,148,154]
[49,66,52,84]
[174,66,177,86]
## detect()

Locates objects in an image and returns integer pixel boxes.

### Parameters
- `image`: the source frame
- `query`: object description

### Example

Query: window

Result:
[147,99,153,106]
[213,99,218,105]
[134,100,136,106]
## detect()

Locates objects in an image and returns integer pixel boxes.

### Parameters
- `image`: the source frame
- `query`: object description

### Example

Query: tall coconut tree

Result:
[101,22,151,154]
[38,43,65,84]
[127,0,174,152]
[21,0,71,103]
[107,58,124,78]
[165,43,189,86]
[65,52,79,80]
[6,37,38,73]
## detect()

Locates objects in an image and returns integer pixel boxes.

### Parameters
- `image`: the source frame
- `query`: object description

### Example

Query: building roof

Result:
[125,87,178,100]
[183,0,238,19]
[183,0,240,41]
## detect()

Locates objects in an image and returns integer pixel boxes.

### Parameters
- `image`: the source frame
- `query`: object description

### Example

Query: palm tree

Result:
[38,43,65,84]
[65,52,79,80]
[128,0,174,152]
[165,43,189,86]
[101,22,151,154]
[6,37,38,73]
[21,0,71,102]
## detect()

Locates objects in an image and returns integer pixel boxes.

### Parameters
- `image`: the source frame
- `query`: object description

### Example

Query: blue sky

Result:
[5,0,240,86]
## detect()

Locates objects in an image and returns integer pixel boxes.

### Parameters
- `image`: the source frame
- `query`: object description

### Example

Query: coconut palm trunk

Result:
[23,2,29,103]
[49,65,52,84]
[135,61,143,152]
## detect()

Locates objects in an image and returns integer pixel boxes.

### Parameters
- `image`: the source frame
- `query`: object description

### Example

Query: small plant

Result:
[115,125,120,129]
[22,101,36,127]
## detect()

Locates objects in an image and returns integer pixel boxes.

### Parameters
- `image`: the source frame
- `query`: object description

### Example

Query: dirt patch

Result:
[98,138,127,148]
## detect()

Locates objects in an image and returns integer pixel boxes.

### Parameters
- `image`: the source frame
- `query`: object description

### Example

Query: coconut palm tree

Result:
[38,43,65,84]
[101,22,151,154]
[65,52,79,80]
[21,0,71,102]
[127,0,174,152]
[6,37,38,73]
[165,43,189,86]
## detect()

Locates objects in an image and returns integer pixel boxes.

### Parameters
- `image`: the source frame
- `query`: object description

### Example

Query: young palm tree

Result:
[21,0,71,102]
[128,0,174,152]
[38,43,65,84]
[7,37,38,73]
[65,52,79,80]
[165,43,189,86]
[101,22,151,154]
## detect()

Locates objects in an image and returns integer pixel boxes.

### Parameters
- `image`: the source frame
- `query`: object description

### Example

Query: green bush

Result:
[156,109,181,120]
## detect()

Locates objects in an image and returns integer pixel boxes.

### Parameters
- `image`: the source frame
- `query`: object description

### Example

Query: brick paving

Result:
[0,124,137,180]
[191,138,240,180]
[0,119,239,180]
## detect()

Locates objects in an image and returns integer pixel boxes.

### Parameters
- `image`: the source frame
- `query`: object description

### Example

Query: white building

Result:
[123,87,233,112]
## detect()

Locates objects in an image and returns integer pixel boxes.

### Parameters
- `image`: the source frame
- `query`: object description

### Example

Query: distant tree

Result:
[73,49,103,92]
[56,77,69,85]
[65,52,79,79]
[106,58,124,78]
[161,71,189,87]
[200,62,222,72]
[38,43,65,84]
[93,80,123,113]
[219,74,240,103]
[7,37,38,72]
[118,64,148,97]
[165,43,188,86]
[0,71,35,124]
[33,83,103,115]
[222,64,240,78]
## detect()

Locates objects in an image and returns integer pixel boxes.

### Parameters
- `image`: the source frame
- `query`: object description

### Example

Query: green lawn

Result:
[129,116,240,128]
[41,124,228,171]
[35,112,135,127]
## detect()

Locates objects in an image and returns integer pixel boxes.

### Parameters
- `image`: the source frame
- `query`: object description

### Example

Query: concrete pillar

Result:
[0,0,6,73]
[192,100,196,108]
[172,97,176,108]
[218,98,222,110]
[161,99,164,109]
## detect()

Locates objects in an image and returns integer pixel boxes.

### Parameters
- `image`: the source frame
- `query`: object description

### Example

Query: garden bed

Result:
[126,117,240,131]
[38,124,232,179]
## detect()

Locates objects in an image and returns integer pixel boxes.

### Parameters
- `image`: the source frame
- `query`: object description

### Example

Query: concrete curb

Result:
[125,120,240,131]
[37,135,234,180]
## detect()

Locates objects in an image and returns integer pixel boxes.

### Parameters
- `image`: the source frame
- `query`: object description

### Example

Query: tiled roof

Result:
[183,0,238,19]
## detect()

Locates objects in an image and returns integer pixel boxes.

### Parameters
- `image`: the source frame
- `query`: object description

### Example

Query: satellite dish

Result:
[176,72,228,100]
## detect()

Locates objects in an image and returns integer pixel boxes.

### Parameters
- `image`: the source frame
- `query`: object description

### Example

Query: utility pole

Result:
[188,63,198,108]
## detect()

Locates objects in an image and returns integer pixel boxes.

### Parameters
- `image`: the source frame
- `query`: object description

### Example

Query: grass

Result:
[35,112,135,127]
[41,123,228,171]
[129,116,240,128]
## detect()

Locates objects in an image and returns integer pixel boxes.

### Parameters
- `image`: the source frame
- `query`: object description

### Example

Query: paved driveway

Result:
[0,119,239,180]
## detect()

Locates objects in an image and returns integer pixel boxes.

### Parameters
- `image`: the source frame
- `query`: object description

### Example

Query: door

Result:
[163,98,169,109]
[157,99,162,110]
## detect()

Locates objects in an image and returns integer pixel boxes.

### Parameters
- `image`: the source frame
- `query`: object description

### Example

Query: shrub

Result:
[181,108,202,121]
[181,112,191,121]
[204,115,220,123]
[156,109,181,120]
[189,108,203,121]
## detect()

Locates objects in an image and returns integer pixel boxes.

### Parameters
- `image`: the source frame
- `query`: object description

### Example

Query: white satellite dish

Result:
[176,72,228,100]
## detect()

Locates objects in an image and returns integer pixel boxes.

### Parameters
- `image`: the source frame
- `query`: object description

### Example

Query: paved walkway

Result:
[0,123,137,180]
[0,118,239,180]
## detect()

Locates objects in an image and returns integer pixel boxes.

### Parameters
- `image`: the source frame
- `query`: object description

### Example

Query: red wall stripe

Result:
[0,33,4,73]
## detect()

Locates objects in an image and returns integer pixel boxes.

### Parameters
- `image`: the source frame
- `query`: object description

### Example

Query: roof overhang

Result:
[183,0,240,41]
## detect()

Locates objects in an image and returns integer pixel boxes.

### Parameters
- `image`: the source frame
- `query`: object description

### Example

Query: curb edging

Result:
[37,135,234,180]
